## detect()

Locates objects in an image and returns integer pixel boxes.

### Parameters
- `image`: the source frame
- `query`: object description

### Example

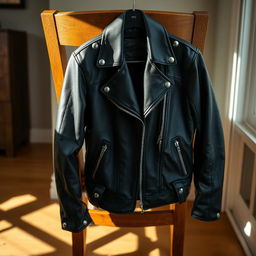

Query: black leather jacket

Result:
[54,9,225,232]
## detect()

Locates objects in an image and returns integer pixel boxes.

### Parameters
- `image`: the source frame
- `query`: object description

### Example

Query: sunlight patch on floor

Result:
[144,226,158,242]
[84,225,167,256]
[0,194,37,211]
[21,202,72,245]
[0,220,13,231]
[90,227,139,255]
[149,248,161,256]
[0,227,55,256]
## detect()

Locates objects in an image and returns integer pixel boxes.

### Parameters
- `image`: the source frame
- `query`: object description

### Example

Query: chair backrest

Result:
[41,10,208,102]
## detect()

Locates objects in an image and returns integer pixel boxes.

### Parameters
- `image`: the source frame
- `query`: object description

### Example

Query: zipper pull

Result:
[174,140,180,151]
[92,144,108,179]
[140,201,145,214]
[157,136,163,152]
[102,144,108,151]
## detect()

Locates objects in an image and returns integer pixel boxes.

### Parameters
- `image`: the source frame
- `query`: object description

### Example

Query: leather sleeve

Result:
[54,53,93,232]
[187,50,225,221]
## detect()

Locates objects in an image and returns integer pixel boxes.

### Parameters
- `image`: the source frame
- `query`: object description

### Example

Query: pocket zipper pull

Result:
[157,136,163,152]
[92,144,108,179]
[174,140,188,175]
[174,140,180,150]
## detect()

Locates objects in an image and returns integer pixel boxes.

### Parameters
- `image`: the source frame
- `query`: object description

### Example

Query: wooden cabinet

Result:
[0,29,29,156]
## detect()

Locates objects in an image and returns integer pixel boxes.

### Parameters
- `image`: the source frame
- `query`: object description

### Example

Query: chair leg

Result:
[72,228,87,256]
[169,202,187,256]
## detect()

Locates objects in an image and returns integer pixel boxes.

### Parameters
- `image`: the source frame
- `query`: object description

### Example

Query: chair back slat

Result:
[54,10,195,46]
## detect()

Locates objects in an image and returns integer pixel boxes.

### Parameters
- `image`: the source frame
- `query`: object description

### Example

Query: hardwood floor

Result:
[0,143,245,256]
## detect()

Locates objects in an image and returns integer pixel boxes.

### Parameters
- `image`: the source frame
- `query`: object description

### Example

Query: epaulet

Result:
[167,32,199,53]
[73,34,102,55]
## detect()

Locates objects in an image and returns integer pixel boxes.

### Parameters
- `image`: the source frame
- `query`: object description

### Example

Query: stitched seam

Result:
[74,34,102,55]
[144,89,168,116]
[187,52,200,128]
[73,52,88,86]
[58,91,72,132]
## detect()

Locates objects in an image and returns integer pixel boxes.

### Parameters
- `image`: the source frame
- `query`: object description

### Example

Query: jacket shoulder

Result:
[167,32,199,54]
[72,34,102,62]
[166,31,202,70]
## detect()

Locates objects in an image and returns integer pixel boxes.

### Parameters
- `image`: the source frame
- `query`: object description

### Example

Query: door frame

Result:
[224,0,256,255]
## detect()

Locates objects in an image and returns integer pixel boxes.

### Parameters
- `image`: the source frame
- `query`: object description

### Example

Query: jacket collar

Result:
[96,9,177,67]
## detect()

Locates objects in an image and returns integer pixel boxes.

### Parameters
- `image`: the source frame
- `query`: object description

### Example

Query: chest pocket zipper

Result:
[157,93,167,152]
[174,140,188,176]
[92,144,108,179]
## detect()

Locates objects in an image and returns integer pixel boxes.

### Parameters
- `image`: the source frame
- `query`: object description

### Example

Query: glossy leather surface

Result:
[54,9,225,232]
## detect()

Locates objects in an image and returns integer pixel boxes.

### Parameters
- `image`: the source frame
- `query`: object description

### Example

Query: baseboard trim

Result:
[226,209,253,256]
[30,129,52,143]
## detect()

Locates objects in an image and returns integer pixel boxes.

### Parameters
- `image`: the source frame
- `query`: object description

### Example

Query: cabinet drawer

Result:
[0,102,12,124]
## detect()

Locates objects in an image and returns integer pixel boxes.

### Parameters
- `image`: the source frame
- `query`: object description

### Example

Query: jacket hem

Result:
[191,212,221,222]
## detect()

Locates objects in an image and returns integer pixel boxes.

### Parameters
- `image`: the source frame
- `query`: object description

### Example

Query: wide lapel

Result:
[143,59,174,117]
[100,62,141,119]
[97,9,177,120]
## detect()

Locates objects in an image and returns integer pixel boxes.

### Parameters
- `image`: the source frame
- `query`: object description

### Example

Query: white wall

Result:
[0,0,51,142]
[213,0,233,116]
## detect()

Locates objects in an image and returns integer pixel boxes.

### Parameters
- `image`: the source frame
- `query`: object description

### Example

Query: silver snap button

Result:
[104,86,110,93]
[83,220,88,225]
[164,81,171,88]
[62,222,67,228]
[98,59,105,65]
[173,40,179,47]
[168,56,175,63]
[92,42,99,49]
[93,192,100,198]
[178,187,184,194]
[216,212,220,219]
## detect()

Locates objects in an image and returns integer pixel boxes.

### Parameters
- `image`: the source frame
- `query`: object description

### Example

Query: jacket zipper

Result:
[157,94,167,152]
[174,140,188,175]
[92,144,108,179]
[139,123,146,213]
[106,98,145,213]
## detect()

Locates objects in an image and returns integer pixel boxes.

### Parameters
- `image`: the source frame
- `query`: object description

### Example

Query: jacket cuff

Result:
[61,207,93,233]
[191,209,221,222]
[191,190,222,221]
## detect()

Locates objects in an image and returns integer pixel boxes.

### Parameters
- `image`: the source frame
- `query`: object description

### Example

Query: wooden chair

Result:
[41,9,208,256]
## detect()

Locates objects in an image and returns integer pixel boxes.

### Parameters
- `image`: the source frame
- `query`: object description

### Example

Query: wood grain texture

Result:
[55,10,194,46]
[170,203,187,256]
[41,11,67,103]
[192,11,208,54]
[88,209,175,227]
[72,230,86,256]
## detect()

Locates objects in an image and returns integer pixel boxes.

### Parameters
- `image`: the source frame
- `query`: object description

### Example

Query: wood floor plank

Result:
[0,143,245,256]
